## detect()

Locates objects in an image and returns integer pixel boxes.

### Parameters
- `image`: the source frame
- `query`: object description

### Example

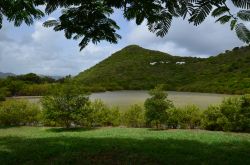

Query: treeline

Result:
[0,73,71,100]
[0,85,249,133]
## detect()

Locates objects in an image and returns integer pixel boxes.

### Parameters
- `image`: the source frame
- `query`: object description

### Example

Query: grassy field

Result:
[0,127,249,165]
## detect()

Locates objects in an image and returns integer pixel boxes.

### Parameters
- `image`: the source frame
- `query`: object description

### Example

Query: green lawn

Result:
[0,127,249,165]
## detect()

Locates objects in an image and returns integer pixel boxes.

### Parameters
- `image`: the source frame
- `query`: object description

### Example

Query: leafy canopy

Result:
[0,0,250,50]
[144,85,174,127]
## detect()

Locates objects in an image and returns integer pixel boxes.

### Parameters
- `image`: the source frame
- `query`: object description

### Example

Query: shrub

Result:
[0,94,5,101]
[0,88,8,101]
[123,104,145,127]
[42,95,91,128]
[201,105,223,131]
[238,95,250,132]
[219,96,250,132]
[144,85,174,128]
[102,106,121,126]
[19,84,51,96]
[88,99,106,127]
[180,105,201,129]
[0,100,41,126]
[42,84,91,128]
[202,95,250,132]
[5,80,25,96]
[219,97,241,131]
[166,108,183,129]
[90,100,121,127]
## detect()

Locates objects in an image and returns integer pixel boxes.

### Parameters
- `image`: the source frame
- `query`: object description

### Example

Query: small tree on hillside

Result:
[144,85,174,129]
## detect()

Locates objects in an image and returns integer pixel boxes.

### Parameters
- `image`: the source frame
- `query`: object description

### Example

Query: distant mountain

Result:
[38,74,63,80]
[0,72,63,80]
[0,72,15,78]
[75,45,250,94]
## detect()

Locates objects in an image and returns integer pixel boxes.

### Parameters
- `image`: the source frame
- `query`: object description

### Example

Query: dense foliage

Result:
[76,45,250,94]
[1,89,249,132]
[42,95,91,128]
[178,105,201,129]
[122,104,145,128]
[202,95,250,132]
[144,85,174,128]
[0,73,69,97]
[0,89,6,101]
[0,1,250,50]
[0,100,41,126]
[42,84,91,128]
[41,83,122,128]
[43,96,122,128]
[89,100,121,127]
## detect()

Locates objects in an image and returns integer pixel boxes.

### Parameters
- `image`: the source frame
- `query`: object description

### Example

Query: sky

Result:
[0,8,247,76]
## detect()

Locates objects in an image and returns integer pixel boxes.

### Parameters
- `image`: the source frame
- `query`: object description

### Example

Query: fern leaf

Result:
[235,23,250,43]
[237,10,250,21]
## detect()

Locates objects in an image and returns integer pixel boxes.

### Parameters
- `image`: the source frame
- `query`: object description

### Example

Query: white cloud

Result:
[0,20,120,76]
[126,17,244,56]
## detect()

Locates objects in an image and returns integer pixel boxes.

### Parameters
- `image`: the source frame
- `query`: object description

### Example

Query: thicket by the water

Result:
[0,100,41,126]
[0,73,71,99]
[0,85,249,132]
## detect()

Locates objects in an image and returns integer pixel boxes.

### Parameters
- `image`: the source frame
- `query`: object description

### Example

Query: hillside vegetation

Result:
[76,45,250,94]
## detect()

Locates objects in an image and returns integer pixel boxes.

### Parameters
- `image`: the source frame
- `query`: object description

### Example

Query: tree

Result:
[42,84,91,128]
[144,85,174,128]
[0,1,250,50]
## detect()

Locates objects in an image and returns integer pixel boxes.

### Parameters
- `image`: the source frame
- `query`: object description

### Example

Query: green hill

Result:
[75,45,250,94]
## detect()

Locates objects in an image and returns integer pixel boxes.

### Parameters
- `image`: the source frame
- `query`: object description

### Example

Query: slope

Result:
[75,45,250,94]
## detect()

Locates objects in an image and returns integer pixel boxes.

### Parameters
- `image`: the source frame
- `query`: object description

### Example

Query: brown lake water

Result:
[8,91,237,110]
[90,90,237,110]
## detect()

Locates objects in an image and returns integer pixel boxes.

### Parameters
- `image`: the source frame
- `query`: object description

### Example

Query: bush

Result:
[0,88,8,101]
[144,85,174,128]
[19,84,51,96]
[180,105,201,129]
[0,94,5,101]
[0,100,41,126]
[90,100,121,127]
[100,106,121,126]
[219,97,241,131]
[237,95,250,132]
[202,95,250,132]
[123,104,145,127]
[219,96,250,132]
[166,108,183,129]
[201,105,223,131]
[42,95,91,128]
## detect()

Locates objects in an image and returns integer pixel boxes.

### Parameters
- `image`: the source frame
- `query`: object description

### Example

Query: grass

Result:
[0,127,250,165]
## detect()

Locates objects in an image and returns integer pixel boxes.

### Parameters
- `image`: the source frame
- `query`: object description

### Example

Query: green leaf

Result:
[212,6,229,17]
[235,23,250,43]
[237,10,250,21]
[189,1,213,26]
[215,15,232,24]
[0,14,2,29]
[232,0,250,9]
[230,19,237,30]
